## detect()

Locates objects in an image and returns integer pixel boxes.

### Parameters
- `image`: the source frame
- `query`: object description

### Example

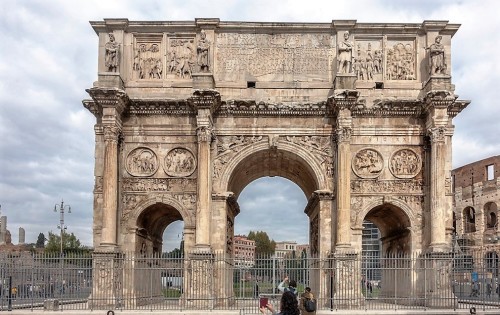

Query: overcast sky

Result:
[0,0,499,251]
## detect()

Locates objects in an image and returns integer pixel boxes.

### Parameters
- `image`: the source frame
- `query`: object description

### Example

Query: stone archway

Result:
[84,18,469,310]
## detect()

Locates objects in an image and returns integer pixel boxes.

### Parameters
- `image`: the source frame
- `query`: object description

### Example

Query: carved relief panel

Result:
[163,148,197,177]
[166,35,196,79]
[353,39,383,81]
[352,148,384,179]
[133,35,163,80]
[215,33,334,82]
[125,147,159,177]
[385,39,416,80]
[389,148,422,179]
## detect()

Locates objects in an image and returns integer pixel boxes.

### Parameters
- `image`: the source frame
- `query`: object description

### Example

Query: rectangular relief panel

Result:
[132,34,164,80]
[385,38,417,81]
[353,37,383,82]
[215,33,335,83]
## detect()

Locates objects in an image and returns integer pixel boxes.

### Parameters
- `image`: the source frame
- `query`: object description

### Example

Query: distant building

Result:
[296,244,310,256]
[452,155,500,272]
[233,235,255,267]
[275,241,297,259]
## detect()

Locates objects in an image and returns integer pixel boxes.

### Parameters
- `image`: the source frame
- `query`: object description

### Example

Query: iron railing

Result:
[0,249,499,312]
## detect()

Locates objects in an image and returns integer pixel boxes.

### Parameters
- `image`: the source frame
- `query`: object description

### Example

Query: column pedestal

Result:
[182,250,215,309]
[423,252,457,308]
[333,253,364,309]
[89,251,124,309]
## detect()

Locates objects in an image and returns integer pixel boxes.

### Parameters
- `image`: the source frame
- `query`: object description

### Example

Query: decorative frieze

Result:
[351,179,424,194]
[122,178,196,192]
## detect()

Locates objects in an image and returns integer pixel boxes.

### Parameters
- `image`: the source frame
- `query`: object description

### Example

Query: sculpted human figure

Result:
[338,31,354,73]
[429,35,446,75]
[197,30,210,72]
[104,33,120,72]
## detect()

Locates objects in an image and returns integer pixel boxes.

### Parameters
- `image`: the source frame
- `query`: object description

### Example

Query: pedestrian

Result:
[486,282,492,298]
[278,276,298,296]
[260,291,300,315]
[299,287,316,315]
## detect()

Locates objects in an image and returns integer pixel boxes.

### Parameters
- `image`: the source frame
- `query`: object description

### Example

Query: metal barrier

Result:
[0,249,499,312]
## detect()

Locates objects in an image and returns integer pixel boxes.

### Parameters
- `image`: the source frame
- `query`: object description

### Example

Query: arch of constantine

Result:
[83,18,470,309]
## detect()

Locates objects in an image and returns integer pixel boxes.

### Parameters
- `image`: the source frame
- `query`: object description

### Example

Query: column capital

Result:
[189,89,221,114]
[427,126,447,143]
[103,122,122,142]
[196,126,214,143]
[328,89,360,115]
[85,87,128,117]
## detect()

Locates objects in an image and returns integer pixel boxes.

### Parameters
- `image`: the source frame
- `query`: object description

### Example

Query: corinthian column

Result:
[189,90,221,253]
[101,123,121,247]
[424,91,458,253]
[85,88,127,251]
[329,90,359,252]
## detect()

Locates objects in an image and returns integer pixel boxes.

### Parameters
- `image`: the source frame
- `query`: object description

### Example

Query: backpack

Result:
[304,297,316,312]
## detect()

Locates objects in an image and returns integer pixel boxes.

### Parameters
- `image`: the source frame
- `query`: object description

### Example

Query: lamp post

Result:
[54,200,71,256]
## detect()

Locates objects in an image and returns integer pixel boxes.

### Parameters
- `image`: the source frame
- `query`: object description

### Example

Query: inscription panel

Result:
[215,33,334,82]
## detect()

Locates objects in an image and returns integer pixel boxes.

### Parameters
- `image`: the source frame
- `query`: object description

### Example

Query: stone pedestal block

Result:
[334,74,357,90]
[424,252,457,308]
[96,72,124,89]
[192,73,215,89]
[44,299,59,311]
[333,253,364,308]
[423,75,453,93]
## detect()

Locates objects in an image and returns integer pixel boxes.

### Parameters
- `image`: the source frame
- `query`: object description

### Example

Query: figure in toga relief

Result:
[105,33,120,72]
[429,35,446,75]
[197,30,210,72]
[338,31,354,74]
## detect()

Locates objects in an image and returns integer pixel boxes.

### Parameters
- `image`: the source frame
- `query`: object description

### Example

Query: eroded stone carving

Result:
[164,148,197,177]
[105,33,120,72]
[354,41,383,81]
[125,147,158,177]
[428,35,446,75]
[283,136,333,177]
[215,33,333,81]
[121,194,146,225]
[213,136,265,179]
[352,148,383,178]
[351,179,424,194]
[133,40,162,79]
[427,126,446,143]
[168,38,195,79]
[122,178,196,192]
[310,215,319,255]
[197,30,211,72]
[338,31,354,74]
[386,41,416,80]
[94,176,103,192]
[226,217,234,254]
[389,148,421,179]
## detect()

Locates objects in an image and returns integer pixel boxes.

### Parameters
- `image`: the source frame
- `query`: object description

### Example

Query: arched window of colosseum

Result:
[485,202,498,229]
[463,206,476,233]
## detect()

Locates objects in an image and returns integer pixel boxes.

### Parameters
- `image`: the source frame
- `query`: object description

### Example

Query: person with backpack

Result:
[260,291,300,315]
[278,276,298,296]
[299,287,316,315]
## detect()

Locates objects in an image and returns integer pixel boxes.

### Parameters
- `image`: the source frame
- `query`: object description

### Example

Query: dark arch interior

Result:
[136,203,183,253]
[364,203,411,254]
[228,149,318,198]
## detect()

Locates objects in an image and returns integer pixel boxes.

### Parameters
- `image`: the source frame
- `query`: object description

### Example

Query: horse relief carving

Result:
[352,148,383,178]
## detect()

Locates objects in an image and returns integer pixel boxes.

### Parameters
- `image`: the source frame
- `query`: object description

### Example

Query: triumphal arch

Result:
[84,18,469,309]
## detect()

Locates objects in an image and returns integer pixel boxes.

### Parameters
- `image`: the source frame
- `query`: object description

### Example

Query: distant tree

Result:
[36,232,45,248]
[45,231,88,254]
[247,230,276,256]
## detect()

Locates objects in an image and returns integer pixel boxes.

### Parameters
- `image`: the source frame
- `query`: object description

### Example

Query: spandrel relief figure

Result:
[338,31,354,74]
[428,35,447,75]
[105,33,120,72]
[197,30,211,72]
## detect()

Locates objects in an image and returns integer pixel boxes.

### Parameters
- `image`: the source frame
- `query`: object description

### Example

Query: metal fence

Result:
[0,249,499,312]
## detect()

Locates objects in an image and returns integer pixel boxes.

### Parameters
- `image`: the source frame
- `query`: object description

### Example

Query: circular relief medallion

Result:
[125,147,158,177]
[389,148,421,179]
[352,148,384,179]
[163,147,197,177]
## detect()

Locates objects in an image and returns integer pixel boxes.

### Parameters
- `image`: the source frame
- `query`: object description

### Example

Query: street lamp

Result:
[54,200,71,255]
